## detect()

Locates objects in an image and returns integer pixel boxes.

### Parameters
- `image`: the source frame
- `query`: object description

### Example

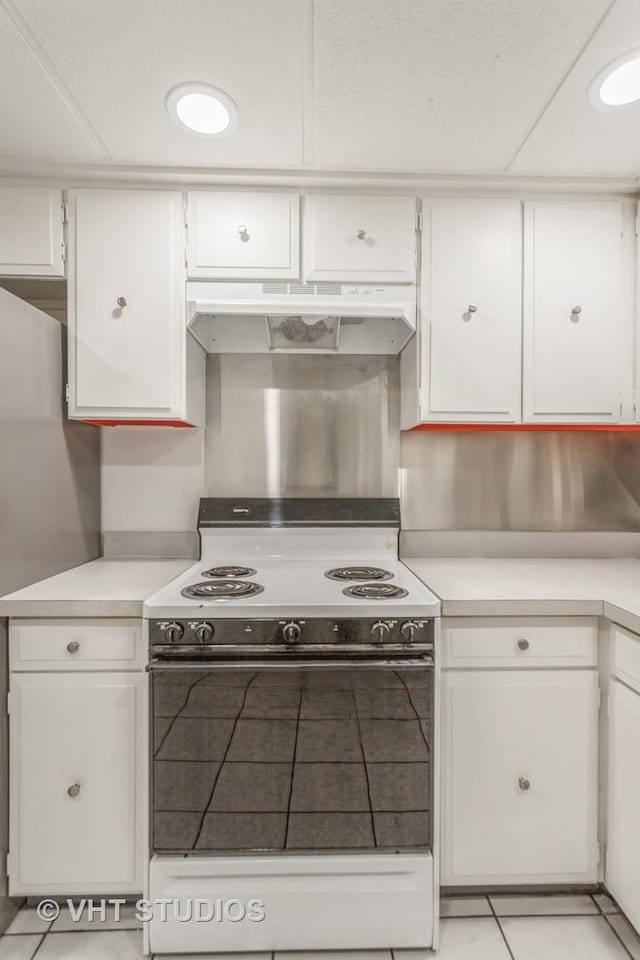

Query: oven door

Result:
[149,657,432,857]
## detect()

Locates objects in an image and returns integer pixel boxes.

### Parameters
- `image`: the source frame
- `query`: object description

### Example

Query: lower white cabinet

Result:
[9,671,145,895]
[441,667,599,885]
[607,677,640,930]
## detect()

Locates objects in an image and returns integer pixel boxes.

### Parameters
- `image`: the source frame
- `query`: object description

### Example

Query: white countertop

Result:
[0,558,192,618]
[403,557,640,632]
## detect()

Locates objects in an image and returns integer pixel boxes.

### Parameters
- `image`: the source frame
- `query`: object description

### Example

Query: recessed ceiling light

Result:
[166,82,239,136]
[589,51,640,108]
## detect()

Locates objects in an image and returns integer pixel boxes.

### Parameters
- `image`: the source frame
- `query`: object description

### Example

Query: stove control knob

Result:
[194,622,214,644]
[371,620,391,644]
[164,622,184,644]
[401,621,420,644]
[283,621,302,644]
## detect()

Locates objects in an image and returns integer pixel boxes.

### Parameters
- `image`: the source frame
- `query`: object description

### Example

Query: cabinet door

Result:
[607,679,640,931]
[304,195,416,282]
[441,669,598,885]
[523,201,631,422]
[0,187,64,277]
[9,672,144,894]
[187,191,299,279]
[67,189,186,419]
[420,199,522,422]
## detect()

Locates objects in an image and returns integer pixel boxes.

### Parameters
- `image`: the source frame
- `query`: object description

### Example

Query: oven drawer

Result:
[612,624,640,695]
[10,619,144,671]
[442,617,598,668]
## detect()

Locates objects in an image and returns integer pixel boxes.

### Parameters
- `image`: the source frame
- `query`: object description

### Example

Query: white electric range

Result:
[144,498,440,956]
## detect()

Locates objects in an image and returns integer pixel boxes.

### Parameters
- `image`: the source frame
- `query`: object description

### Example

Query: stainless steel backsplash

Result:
[203,355,640,531]
[204,355,401,498]
[401,428,640,531]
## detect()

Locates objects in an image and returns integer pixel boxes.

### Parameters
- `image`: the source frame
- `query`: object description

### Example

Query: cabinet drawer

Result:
[10,620,143,671]
[612,624,640,694]
[303,195,416,283]
[443,617,597,668]
[187,191,300,279]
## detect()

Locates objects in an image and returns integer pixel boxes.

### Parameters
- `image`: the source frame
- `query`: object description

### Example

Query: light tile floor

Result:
[1,893,639,959]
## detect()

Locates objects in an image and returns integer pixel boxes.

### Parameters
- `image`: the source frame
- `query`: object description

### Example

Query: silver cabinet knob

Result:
[116,296,127,308]
[237,225,249,242]
[67,783,81,798]
[571,305,582,322]
[468,304,478,313]
[518,777,531,792]
[66,640,80,654]
[517,638,530,651]
[356,229,367,240]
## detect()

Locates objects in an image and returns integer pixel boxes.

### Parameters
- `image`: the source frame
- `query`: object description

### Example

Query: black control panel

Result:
[148,617,433,650]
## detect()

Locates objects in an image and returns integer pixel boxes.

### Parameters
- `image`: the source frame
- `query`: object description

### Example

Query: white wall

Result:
[100,427,205,534]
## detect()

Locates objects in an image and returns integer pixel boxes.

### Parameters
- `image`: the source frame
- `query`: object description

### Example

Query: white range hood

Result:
[187,281,416,354]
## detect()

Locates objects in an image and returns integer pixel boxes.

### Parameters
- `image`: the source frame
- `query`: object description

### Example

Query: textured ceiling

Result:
[0,0,639,178]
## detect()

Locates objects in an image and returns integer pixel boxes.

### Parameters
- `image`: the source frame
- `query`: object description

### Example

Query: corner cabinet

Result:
[523,200,632,423]
[67,189,204,426]
[416,198,522,423]
[0,187,65,278]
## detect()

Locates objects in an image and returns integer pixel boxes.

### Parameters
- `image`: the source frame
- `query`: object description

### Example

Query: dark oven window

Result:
[152,664,432,855]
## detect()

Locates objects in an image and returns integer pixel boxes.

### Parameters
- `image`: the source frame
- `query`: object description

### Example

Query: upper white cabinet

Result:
[67,189,204,425]
[419,199,522,422]
[523,200,631,423]
[0,187,65,278]
[303,195,417,283]
[186,191,300,280]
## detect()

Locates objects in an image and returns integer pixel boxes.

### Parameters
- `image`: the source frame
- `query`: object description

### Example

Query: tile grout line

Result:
[592,892,636,960]
[487,896,518,960]
[29,932,46,959]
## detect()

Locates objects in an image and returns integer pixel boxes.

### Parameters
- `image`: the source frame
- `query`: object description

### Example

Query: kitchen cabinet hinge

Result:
[65,383,70,403]
[597,687,602,710]
[61,240,66,263]
[596,843,601,865]
[635,212,639,237]
[5,854,9,877]
[61,202,68,225]
[416,210,423,233]
[6,693,10,715]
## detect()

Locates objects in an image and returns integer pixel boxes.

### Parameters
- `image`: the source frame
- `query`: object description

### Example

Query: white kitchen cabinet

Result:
[418,199,522,422]
[0,187,65,277]
[9,671,145,895]
[186,191,300,279]
[523,200,631,423]
[441,668,599,885]
[67,188,204,425]
[303,195,417,282]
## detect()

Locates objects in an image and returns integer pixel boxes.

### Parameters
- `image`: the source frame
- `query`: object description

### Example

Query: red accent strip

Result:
[80,419,195,427]
[408,423,640,432]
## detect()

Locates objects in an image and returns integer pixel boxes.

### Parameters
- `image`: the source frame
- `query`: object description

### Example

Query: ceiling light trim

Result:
[589,49,640,110]
[166,82,239,138]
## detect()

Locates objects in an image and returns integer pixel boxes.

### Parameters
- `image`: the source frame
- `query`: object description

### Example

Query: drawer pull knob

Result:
[116,296,127,308]
[356,229,367,240]
[237,225,249,242]
[570,305,582,322]
[518,777,531,792]
[517,638,530,651]
[67,783,81,798]
[66,641,80,654]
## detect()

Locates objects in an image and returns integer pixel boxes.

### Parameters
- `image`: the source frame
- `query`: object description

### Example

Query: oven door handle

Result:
[147,656,433,672]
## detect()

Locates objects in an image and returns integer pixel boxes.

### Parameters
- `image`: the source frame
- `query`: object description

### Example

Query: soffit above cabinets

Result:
[3,0,640,179]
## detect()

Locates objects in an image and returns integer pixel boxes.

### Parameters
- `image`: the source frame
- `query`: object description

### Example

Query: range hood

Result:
[187,281,416,355]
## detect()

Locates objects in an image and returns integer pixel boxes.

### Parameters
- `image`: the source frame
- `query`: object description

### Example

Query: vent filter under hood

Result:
[187,281,416,355]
